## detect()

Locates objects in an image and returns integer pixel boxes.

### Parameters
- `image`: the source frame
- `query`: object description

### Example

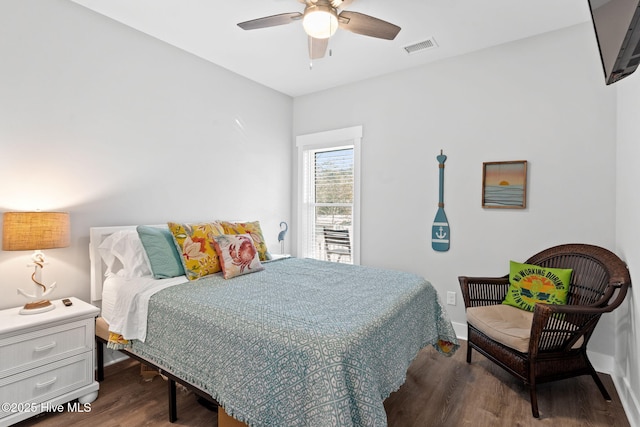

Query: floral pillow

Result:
[219,221,272,261]
[502,261,573,312]
[213,234,264,279]
[167,222,224,280]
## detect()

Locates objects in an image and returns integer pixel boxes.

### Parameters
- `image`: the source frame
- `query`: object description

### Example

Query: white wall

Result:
[0,0,293,310]
[3,0,635,419]
[293,23,619,355]
[615,69,640,427]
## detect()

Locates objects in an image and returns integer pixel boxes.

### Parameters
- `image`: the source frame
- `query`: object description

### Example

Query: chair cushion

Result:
[467,305,533,353]
[502,261,572,311]
[467,305,583,353]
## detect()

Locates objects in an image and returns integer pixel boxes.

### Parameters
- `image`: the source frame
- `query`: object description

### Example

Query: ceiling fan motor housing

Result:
[303,1,339,39]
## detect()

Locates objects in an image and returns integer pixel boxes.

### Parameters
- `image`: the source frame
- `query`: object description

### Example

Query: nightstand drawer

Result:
[0,319,94,379]
[0,352,93,420]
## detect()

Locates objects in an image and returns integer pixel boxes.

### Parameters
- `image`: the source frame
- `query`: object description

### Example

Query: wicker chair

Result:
[459,244,631,418]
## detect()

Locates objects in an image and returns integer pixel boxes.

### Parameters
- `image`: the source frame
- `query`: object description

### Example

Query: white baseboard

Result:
[587,350,614,374]
[612,367,640,427]
[452,321,467,341]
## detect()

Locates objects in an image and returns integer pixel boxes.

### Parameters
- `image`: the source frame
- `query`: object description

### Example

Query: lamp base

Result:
[19,300,55,315]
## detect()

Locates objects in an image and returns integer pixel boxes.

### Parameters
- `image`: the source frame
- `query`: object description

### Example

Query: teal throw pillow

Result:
[136,225,185,279]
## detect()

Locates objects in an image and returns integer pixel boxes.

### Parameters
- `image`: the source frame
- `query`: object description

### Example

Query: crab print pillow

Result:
[219,221,272,261]
[502,261,572,312]
[213,234,264,279]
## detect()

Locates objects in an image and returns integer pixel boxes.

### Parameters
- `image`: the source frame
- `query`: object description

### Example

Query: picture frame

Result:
[482,160,528,209]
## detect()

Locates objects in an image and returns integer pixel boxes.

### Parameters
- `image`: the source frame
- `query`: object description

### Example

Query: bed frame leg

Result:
[169,378,177,422]
[96,337,104,382]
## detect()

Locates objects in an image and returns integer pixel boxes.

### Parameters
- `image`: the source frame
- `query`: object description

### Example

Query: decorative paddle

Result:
[432,150,450,251]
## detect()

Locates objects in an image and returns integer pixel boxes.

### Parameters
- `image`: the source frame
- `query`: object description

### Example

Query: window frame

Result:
[296,125,362,265]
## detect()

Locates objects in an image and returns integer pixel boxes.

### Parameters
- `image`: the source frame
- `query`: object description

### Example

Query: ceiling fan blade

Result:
[237,12,302,31]
[338,11,401,40]
[308,36,328,59]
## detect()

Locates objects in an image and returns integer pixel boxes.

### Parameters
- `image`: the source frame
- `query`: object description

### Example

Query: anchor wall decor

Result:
[432,150,450,252]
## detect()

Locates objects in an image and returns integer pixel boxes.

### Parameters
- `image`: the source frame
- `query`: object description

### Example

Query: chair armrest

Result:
[537,303,614,316]
[458,275,509,308]
[529,303,611,354]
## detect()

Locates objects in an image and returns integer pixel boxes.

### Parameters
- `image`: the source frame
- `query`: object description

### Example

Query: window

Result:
[297,126,361,264]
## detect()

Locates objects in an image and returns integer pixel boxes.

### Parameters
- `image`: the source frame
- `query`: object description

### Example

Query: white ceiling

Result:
[70,0,594,97]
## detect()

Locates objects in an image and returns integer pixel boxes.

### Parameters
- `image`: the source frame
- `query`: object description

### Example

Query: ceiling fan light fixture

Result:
[303,5,338,39]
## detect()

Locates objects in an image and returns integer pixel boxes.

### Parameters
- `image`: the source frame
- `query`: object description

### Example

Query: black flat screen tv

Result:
[588,0,640,84]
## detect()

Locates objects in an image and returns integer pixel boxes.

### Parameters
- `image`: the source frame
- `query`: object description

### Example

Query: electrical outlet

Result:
[446,291,456,306]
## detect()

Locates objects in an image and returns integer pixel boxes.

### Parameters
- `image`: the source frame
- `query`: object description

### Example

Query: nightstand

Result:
[0,297,100,426]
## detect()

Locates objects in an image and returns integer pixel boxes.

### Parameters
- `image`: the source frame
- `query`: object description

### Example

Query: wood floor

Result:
[15,340,629,427]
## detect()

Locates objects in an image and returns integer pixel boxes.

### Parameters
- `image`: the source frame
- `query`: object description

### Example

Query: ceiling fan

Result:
[237,0,401,59]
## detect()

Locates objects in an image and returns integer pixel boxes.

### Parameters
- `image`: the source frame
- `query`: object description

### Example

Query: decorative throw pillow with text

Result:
[502,261,572,311]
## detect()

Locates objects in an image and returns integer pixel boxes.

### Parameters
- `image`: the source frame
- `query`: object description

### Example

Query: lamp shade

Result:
[2,212,70,251]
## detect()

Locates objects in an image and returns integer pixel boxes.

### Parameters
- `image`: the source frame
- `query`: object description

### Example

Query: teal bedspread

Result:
[131,258,458,427]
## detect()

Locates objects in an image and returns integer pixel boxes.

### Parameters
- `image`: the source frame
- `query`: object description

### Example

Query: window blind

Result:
[303,147,354,263]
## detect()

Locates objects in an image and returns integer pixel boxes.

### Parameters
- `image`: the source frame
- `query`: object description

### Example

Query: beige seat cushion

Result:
[466,304,582,353]
[467,305,533,353]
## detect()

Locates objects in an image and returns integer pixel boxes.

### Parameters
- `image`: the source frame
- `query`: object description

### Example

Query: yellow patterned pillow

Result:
[168,222,224,280]
[219,221,272,261]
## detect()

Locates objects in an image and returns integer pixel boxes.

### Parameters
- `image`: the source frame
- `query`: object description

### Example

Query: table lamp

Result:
[2,211,70,314]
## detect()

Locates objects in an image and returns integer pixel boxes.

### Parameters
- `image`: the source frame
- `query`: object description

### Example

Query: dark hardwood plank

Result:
[14,359,217,427]
[15,340,629,427]
[385,341,630,427]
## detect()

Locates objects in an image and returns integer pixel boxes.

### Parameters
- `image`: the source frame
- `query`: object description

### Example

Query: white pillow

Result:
[98,230,152,278]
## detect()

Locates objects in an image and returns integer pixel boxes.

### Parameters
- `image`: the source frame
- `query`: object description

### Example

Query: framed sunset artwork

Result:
[482,160,528,209]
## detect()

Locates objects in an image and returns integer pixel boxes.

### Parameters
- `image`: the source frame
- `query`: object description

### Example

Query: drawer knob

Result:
[36,376,58,389]
[34,341,57,352]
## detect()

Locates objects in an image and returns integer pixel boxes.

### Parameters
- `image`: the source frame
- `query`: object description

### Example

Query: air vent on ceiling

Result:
[403,37,438,55]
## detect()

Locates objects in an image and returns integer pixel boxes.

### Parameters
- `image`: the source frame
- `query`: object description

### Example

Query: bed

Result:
[89,223,459,427]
